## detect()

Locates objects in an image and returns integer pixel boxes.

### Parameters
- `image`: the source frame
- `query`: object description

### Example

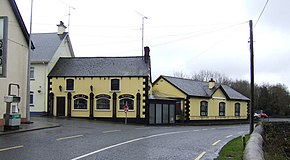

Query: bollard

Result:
[242,134,246,148]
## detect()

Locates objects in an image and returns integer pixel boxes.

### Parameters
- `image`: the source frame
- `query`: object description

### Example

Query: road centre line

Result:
[193,130,199,131]
[102,130,121,133]
[56,135,83,141]
[212,140,221,146]
[0,145,24,152]
[226,135,233,138]
[202,129,208,131]
[71,130,194,160]
[211,128,216,130]
[195,151,206,160]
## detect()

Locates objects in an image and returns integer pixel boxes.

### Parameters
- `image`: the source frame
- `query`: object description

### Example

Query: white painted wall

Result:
[0,0,29,122]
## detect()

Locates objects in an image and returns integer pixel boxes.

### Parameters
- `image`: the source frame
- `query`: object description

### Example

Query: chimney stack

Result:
[144,46,150,63]
[57,21,67,35]
[209,78,215,89]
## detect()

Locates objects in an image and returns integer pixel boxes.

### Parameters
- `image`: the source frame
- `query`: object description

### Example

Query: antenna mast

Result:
[135,11,148,57]
[67,5,75,33]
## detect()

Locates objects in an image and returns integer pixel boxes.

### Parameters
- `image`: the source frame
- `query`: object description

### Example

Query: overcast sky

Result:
[15,0,290,88]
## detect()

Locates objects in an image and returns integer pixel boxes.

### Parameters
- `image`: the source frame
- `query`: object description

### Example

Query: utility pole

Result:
[26,0,34,123]
[249,20,254,134]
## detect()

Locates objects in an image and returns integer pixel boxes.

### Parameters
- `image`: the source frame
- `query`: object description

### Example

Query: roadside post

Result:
[124,103,128,125]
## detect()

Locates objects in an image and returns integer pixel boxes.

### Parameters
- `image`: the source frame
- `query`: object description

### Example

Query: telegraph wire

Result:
[254,0,270,28]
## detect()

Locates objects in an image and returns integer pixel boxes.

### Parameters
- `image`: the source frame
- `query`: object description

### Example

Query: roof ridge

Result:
[162,75,210,83]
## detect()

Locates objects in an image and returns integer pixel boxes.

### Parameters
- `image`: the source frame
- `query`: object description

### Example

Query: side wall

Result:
[0,1,29,125]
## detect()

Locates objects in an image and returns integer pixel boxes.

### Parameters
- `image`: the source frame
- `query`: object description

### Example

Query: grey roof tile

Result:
[48,57,150,77]
[30,33,68,62]
[161,76,249,101]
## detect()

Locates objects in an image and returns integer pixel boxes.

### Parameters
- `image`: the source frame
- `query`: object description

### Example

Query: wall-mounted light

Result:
[59,85,62,92]
[37,90,41,93]
[90,85,93,92]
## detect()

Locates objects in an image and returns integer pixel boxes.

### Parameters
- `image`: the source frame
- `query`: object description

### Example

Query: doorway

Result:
[56,97,65,117]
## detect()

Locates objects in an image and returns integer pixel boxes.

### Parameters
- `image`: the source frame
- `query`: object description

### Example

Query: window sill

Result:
[65,90,75,93]
[96,109,111,112]
[72,109,88,112]
[119,110,134,112]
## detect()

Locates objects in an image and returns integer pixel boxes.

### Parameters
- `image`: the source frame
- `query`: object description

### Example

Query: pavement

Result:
[0,116,61,136]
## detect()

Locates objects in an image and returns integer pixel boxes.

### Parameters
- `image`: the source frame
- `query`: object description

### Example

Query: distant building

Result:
[47,47,151,123]
[30,21,74,115]
[0,0,35,126]
[152,76,249,122]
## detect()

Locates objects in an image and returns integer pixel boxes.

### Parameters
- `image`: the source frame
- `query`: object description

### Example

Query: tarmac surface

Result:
[0,116,60,135]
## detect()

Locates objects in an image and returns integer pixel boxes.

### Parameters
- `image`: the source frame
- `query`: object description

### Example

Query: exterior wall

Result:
[153,77,186,99]
[49,76,146,119]
[30,37,73,114]
[30,63,47,113]
[47,38,72,72]
[189,88,248,120]
[0,0,29,125]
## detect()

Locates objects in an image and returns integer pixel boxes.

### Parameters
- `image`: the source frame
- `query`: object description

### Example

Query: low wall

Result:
[243,125,264,160]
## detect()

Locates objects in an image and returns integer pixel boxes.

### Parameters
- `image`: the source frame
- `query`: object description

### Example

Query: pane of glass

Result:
[163,104,168,123]
[0,19,3,39]
[156,104,162,124]
[149,104,155,124]
[169,104,175,123]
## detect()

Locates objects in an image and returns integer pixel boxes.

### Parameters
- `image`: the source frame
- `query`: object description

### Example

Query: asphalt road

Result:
[0,117,249,160]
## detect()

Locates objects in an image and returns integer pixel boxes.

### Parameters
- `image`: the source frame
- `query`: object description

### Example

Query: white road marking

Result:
[193,130,200,131]
[56,135,83,141]
[71,130,194,160]
[195,151,206,160]
[0,145,24,152]
[135,127,151,130]
[211,128,216,130]
[226,135,233,138]
[202,129,208,131]
[212,140,221,146]
[102,130,121,133]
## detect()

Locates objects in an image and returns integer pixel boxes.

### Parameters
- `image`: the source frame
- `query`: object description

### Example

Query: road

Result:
[0,117,249,160]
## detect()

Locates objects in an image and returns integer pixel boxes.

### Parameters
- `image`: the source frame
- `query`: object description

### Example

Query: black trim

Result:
[185,96,190,122]
[89,92,94,119]
[112,92,117,120]
[67,92,72,117]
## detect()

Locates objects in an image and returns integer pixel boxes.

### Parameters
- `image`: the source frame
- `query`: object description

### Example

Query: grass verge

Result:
[216,134,249,160]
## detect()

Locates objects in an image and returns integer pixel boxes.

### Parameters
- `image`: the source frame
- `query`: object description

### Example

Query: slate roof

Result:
[9,0,35,49]
[31,32,74,63]
[156,76,249,101]
[48,57,151,77]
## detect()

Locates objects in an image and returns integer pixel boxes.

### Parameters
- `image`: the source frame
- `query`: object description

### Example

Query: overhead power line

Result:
[254,0,270,28]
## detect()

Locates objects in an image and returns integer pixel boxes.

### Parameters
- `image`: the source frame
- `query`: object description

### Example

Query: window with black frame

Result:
[66,79,74,91]
[119,98,134,111]
[200,101,208,116]
[235,103,240,116]
[96,98,110,110]
[219,102,226,116]
[111,79,120,91]
[74,98,87,109]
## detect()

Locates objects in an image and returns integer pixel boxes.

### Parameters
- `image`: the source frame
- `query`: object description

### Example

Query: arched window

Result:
[120,98,134,111]
[96,98,110,110]
[219,102,226,116]
[74,98,88,109]
[235,103,240,116]
[200,101,208,116]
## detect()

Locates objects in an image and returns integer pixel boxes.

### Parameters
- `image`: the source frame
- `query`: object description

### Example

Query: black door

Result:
[57,97,65,117]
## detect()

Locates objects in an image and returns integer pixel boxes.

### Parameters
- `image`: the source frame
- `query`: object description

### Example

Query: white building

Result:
[0,0,34,127]
[30,22,74,115]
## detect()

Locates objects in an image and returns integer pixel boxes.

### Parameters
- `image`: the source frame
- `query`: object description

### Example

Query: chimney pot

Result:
[209,78,215,89]
[57,21,67,35]
[144,46,150,63]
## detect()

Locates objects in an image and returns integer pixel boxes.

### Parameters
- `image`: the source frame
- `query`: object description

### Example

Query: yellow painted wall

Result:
[153,77,186,99]
[50,77,146,118]
[189,88,248,120]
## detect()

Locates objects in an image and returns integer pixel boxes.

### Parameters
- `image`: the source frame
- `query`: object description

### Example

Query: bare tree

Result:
[173,71,189,79]
[191,70,231,84]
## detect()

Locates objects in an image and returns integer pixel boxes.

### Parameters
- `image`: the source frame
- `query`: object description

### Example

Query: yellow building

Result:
[0,0,35,127]
[47,47,151,123]
[152,76,249,123]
